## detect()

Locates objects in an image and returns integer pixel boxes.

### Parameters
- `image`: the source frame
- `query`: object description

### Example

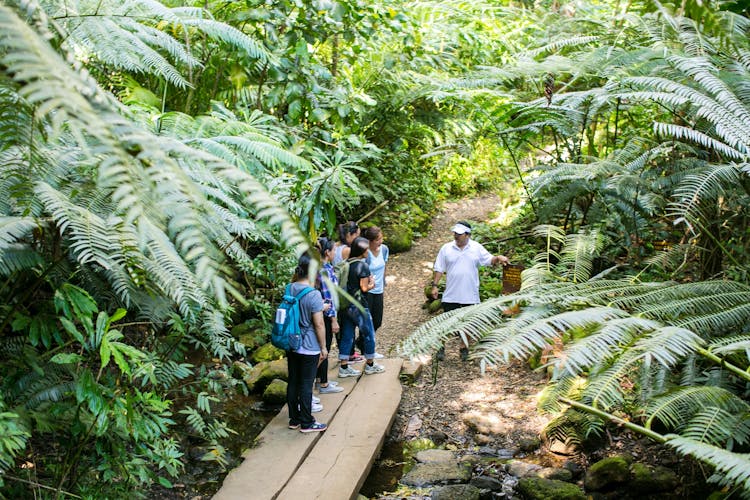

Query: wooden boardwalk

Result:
[214,357,403,500]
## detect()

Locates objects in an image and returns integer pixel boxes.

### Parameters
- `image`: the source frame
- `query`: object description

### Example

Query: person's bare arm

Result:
[430,271,444,299]
[312,311,327,362]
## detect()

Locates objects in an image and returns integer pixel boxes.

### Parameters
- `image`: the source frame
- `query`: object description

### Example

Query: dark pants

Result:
[442,302,471,313]
[367,292,384,331]
[287,351,319,428]
[441,302,472,349]
[316,316,334,384]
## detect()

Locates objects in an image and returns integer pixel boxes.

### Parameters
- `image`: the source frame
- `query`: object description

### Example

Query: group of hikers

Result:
[285,219,509,433]
[285,222,389,433]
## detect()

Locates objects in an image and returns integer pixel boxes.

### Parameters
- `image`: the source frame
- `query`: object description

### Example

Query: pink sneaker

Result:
[348,353,365,363]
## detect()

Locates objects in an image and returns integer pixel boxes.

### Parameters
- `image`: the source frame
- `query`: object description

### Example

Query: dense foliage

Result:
[1,0,749,497]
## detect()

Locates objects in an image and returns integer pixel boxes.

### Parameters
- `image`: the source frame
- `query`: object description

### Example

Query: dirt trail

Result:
[370,194,551,456]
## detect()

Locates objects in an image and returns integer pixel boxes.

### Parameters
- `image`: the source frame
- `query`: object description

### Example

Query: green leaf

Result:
[158,477,173,488]
[60,317,85,344]
[50,353,84,364]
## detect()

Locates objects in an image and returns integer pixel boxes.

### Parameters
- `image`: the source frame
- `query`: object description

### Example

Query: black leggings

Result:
[367,292,384,331]
[316,315,334,384]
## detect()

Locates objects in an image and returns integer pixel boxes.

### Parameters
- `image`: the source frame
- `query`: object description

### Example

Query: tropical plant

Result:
[400,225,750,494]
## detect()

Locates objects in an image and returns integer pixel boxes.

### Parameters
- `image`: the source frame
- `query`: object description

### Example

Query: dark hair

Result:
[337,221,359,243]
[294,251,313,279]
[363,226,382,241]
[456,220,472,230]
[317,236,335,253]
[349,237,370,258]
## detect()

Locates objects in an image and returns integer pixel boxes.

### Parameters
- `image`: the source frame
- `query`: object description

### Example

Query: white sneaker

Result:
[311,402,323,413]
[319,384,344,394]
[364,363,385,375]
[373,352,385,359]
[312,395,320,404]
[338,366,361,378]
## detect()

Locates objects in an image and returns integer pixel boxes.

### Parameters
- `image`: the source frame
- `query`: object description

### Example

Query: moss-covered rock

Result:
[584,455,633,492]
[516,477,586,500]
[385,223,413,253]
[231,321,254,339]
[428,299,443,313]
[430,484,481,500]
[262,378,287,405]
[231,361,253,379]
[243,358,288,392]
[630,463,679,494]
[250,342,285,363]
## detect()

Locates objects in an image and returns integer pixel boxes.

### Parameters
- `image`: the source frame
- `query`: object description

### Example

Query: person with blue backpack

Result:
[283,252,328,433]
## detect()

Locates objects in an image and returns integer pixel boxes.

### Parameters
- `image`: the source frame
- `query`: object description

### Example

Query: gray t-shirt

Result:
[289,282,324,353]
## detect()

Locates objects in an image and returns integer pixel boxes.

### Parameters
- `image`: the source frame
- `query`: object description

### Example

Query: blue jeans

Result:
[339,304,376,361]
[287,351,319,427]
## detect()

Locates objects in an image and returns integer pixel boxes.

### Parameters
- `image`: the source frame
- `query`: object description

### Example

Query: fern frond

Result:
[665,435,750,494]
[645,386,745,430]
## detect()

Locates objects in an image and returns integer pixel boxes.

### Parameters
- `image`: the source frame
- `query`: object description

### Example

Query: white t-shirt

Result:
[433,238,493,304]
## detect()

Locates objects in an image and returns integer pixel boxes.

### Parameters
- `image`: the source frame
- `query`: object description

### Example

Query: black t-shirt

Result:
[346,259,371,306]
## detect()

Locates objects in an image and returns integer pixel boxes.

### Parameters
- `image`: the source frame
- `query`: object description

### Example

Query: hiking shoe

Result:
[348,353,365,363]
[288,422,300,430]
[364,363,386,375]
[338,366,361,378]
[300,422,327,433]
[319,384,344,394]
[311,402,323,413]
[312,395,320,404]
[460,347,469,362]
[314,380,339,391]
[373,352,385,359]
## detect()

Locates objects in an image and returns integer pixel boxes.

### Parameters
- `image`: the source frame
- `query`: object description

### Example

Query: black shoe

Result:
[460,347,469,361]
[436,347,445,361]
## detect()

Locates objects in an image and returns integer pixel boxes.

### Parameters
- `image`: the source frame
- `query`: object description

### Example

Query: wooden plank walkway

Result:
[214,358,403,500]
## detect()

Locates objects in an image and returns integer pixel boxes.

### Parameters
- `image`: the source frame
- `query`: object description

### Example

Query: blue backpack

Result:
[271,284,314,351]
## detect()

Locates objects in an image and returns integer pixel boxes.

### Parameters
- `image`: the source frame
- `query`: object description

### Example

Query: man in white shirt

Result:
[429,220,509,360]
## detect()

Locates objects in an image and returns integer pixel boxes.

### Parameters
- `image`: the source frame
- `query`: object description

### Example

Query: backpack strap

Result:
[295,286,314,300]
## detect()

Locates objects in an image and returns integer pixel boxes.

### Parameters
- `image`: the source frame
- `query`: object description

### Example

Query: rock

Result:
[546,438,577,456]
[478,446,497,456]
[428,429,450,445]
[461,410,509,435]
[262,378,287,405]
[415,449,455,463]
[399,360,423,384]
[430,484,482,500]
[385,223,413,253]
[469,475,505,492]
[402,414,423,439]
[517,436,541,452]
[243,358,288,392]
[474,434,493,445]
[584,455,633,492]
[401,462,473,487]
[230,321,253,339]
[563,460,584,479]
[249,342,285,363]
[629,463,679,493]
[536,467,573,482]
[428,299,443,313]
[506,460,542,478]
[496,448,516,460]
[230,360,253,379]
[516,477,586,500]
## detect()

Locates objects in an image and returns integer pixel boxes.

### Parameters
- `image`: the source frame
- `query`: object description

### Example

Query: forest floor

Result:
[354,194,702,498]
